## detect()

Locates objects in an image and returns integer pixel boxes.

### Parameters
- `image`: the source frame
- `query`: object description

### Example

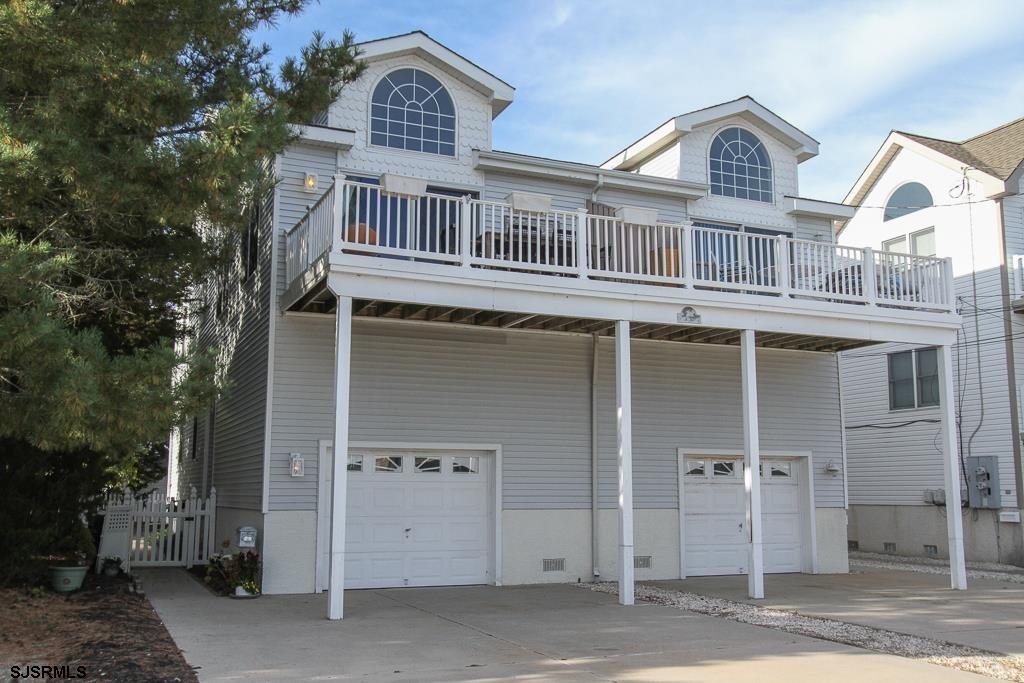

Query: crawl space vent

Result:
[542,558,566,572]
[883,542,897,553]
[924,544,938,556]
[634,556,653,569]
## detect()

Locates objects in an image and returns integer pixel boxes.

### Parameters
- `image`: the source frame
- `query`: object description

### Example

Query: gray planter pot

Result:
[48,566,87,593]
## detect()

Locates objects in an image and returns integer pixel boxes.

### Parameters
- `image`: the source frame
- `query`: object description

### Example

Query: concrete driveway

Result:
[140,569,1000,682]
[652,569,1024,656]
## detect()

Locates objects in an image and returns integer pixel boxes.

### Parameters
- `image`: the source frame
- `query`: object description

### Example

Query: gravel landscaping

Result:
[849,551,1024,584]
[582,581,1024,682]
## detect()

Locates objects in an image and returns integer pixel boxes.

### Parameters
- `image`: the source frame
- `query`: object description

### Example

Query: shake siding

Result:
[269,317,844,511]
[842,268,1018,507]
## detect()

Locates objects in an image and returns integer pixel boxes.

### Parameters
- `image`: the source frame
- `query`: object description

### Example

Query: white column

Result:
[327,296,353,619]
[615,320,635,605]
[938,343,967,589]
[741,329,764,599]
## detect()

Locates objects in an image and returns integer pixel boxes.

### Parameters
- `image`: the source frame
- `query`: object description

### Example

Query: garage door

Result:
[317,449,492,590]
[682,456,804,576]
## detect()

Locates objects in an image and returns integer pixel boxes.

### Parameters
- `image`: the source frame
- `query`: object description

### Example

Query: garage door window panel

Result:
[414,456,441,473]
[375,455,403,472]
[712,460,737,477]
[452,456,479,474]
[348,455,364,472]
[685,459,706,477]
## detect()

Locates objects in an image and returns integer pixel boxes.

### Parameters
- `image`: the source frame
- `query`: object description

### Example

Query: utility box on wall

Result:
[966,456,1001,509]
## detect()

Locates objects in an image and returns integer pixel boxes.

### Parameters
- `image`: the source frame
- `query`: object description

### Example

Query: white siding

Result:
[840,146,1019,508]
[636,141,681,179]
[680,116,801,233]
[329,54,492,189]
[268,318,845,512]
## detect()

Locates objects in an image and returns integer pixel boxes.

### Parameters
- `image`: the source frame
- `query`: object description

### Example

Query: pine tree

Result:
[0,0,365,581]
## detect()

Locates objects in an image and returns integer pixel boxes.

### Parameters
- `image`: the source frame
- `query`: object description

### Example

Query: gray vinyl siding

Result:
[175,169,274,508]
[842,267,1019,507]
[268,317,845,511]
[276,144,339,294]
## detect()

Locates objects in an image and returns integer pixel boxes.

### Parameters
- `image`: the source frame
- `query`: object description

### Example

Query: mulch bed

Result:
[0,573,198,683]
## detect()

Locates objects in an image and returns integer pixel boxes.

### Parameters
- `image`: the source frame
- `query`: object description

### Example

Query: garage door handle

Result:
[404,528,412,532]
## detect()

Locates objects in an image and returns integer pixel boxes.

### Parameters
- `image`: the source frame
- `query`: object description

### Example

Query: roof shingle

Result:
[897,116,1024,181]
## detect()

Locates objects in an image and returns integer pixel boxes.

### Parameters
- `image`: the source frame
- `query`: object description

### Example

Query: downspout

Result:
[591,333,601,577]
[591,173,605,204]
[995,198,1024,520]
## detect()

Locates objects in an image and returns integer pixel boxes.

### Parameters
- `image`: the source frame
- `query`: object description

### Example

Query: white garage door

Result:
[682,456,804,576]
[317,450,492,590]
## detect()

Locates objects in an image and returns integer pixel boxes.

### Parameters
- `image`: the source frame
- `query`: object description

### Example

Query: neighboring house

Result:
[838,119,1024,565]
[168,31,967,618]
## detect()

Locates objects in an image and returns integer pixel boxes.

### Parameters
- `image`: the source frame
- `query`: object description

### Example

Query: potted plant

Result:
[230,550,262,598]
[101,556,122,577]
[204,550,262,598]
[48,522,95,593]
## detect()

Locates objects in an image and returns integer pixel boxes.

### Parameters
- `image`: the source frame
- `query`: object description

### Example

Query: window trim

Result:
[367,65,459,158]
[888,347,939,411]
[707,124,775,204]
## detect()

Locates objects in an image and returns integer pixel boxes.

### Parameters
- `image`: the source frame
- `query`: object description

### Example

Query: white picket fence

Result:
[97,487,217,572]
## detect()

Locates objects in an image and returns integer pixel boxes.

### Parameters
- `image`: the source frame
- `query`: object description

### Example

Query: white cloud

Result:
[478,0,1024,199]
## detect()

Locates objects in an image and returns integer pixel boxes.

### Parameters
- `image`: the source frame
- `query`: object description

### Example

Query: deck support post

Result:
[615,320,635,605]
[740,329,764,599]
[938,343,967,589]
[327,295,353,619]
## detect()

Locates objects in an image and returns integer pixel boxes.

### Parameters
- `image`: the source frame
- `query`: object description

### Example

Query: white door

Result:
[317,449,492,590]
[682,456,804,576]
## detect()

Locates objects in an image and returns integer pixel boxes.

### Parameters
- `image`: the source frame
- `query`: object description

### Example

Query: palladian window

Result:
[370,68,456,156]
[709,127,773,202]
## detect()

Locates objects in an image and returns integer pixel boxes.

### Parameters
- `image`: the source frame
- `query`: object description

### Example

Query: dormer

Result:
[601,96,839,231]
[322,31,514,188]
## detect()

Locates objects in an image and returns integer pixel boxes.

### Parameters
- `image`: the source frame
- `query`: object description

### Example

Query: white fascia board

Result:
[783,196,856,220]
[326,254,960,346]
[359,32,515,117]
[289,124,356,150]
[475,150,707,200]
[891,133,1006,197]
[603,97,820,171]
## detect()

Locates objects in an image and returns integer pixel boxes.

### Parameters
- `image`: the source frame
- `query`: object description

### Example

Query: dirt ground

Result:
[0,573,197,683]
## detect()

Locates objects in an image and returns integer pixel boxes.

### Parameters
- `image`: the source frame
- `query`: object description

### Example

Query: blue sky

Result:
[259,0,1024,201]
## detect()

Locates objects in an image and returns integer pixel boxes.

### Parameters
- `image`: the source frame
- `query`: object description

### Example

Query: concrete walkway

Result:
[651,568,1024,656]
[139,568,996,682]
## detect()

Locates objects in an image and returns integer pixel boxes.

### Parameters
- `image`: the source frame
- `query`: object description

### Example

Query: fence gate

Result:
[97,487,217,571]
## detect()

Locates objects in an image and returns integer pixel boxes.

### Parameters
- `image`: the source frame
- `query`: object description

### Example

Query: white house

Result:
[838,120,1024,565]
[168,31,967,619]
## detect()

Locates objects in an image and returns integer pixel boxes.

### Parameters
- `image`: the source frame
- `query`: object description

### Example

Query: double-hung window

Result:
[888,347,939,410]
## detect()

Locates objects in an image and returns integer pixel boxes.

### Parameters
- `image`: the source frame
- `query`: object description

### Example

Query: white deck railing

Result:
[284,178,955,312]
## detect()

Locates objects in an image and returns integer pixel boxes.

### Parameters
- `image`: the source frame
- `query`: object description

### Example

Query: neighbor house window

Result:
[370,68,456,156]
[709,127,773,202]
[884,182,933,221]
[888,348,939,409]
[881,227,936,256]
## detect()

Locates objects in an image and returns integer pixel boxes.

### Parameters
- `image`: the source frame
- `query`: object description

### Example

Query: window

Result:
[190,417,198,460]
[347,455,363,472]
[712,460,736,477]
[685,459,706,476]
[911,228,936,257]
[375,455,403,472]
[370,68,456,156]
[452,456,479,474]
[770,462,792,478]
[884,182,933,221]
[881,235,907,253]
[414,456,441,473]
[709,127,773,202]
[241,203,260,282]
[889,348,939,409]
[882,227,935,256]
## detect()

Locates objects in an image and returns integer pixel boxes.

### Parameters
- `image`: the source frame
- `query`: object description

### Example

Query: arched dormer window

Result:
[884,182,933,221]
[370,68,456,156]
[709,127,773,202]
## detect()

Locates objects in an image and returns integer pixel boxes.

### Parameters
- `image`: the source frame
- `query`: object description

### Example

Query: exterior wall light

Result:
[290,452,305,477]
[824,460,842,476]
[303,172,318,192]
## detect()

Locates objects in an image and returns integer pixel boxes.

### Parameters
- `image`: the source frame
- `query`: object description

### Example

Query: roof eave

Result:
[358,31,515,119]
[476,150,708,200]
